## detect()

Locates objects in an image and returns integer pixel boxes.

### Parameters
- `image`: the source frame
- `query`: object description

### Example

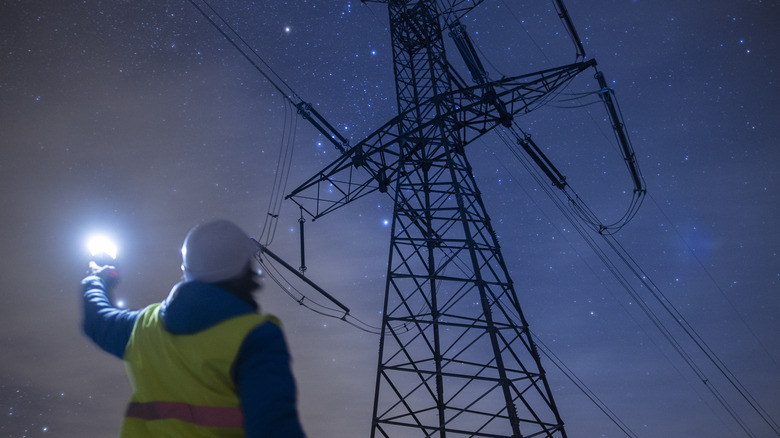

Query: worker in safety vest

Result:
[81,219,306,437]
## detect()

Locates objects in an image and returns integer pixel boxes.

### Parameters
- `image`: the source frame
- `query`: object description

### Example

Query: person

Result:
[81,219,307,438]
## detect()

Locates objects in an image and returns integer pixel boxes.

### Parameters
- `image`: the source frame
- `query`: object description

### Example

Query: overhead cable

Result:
[494,125,778,436]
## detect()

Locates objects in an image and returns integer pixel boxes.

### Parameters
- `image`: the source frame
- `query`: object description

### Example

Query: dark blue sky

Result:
[1,0,778,437]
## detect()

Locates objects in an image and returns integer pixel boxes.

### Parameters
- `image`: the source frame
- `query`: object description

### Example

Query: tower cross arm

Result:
[286,59,596,220]
[454,59,597,136]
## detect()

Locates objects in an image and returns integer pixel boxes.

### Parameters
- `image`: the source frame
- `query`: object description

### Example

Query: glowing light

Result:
[87,235,118,260]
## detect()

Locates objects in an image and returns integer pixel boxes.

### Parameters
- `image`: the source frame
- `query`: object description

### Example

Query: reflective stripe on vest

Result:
[126,401,243,428]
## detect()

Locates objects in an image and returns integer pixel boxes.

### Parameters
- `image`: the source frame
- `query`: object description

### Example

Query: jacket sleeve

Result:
[235,321,306,438]
[81,275,140,359]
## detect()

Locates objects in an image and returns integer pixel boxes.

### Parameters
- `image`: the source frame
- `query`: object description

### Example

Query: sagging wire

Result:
[647,194,780,373]
[516,66,647,234]
[491,126,778,436]
[454,8,644,233]
[186,0,304,104]
[259,256,380,334]
[544,89,603,109]
[268,227,515,339]
[257,251,412,336]
[488,131,734,435]
[259,100,298,246]
[506,123,644,235]
[494,129,755,436]
[605,235,780,436]
[531,332,639,438]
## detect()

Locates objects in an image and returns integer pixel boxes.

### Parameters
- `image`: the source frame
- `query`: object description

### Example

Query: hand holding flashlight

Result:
[87,235,120,287]
[88,260,120,284]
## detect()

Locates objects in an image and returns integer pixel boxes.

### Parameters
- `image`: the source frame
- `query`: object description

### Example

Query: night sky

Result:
[1,0,778,437]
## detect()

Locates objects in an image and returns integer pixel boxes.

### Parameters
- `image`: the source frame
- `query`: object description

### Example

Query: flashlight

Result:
[87,235,118,268]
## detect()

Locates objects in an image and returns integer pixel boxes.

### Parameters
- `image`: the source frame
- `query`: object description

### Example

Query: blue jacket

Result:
[81,276,306,438]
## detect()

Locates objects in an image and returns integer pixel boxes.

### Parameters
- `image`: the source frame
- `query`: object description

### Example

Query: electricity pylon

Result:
[286,1,613,436]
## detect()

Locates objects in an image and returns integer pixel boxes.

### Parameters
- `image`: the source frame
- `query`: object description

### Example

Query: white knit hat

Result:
[180,220,255,283]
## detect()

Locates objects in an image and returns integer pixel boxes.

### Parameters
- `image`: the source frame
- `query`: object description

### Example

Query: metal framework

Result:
[286,1,601,437]
[369,2,564,437]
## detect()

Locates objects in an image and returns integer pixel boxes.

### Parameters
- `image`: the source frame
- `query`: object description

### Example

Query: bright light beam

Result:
[87,235,118,260]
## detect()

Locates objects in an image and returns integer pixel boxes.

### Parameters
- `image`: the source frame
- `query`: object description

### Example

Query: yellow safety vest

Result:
[121,303,279,437]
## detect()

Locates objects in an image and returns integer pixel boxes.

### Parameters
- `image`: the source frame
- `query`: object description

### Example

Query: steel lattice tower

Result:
[369,2,564,437]
[286,1,603,436]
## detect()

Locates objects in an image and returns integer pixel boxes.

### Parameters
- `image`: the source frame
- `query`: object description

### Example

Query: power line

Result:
[258,254,412,336]
[532,332,639,438]
[493,128,756,435]
[492,124,779,436]
[186,0,302,104]
[647,193,780,373]
[259,100,297,245]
